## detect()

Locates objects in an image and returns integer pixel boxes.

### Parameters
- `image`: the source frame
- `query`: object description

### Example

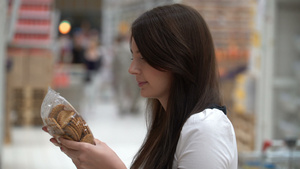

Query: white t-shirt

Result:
[173,108,238,169]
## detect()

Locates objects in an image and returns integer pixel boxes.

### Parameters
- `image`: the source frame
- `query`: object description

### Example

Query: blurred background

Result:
[0,0,300,168]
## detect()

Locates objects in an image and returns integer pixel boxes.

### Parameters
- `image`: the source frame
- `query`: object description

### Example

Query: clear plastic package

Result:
[41,87,95,145]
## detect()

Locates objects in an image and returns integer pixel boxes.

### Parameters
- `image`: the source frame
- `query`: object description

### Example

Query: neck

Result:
[158,97,168,111]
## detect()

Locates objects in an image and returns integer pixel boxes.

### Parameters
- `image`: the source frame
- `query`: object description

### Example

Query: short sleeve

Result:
[174,109,237,169]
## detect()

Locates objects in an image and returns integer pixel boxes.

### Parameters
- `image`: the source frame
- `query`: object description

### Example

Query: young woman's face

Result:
[128,38,172,104]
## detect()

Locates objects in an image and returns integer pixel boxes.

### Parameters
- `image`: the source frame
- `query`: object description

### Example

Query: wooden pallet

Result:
[10,86,47,126]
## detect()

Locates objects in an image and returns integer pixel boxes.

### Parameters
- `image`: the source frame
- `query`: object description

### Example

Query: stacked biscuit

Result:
[44,104,95,145]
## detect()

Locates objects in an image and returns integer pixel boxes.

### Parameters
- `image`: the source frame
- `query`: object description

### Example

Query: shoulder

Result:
[183,108,233,134]
[174,108,237,169]
[179,108,235,146]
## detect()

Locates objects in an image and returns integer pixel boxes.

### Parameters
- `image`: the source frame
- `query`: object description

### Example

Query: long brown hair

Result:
[130,4,222,169]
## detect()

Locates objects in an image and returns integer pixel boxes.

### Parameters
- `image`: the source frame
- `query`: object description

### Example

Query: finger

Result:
[50,138,60,146]
[59,138,84,150]
[42,126,48,133]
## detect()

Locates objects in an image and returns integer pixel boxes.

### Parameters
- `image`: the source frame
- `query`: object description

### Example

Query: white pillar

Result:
[255,0,276,151]
[0,0,7,167]
[101,0,116,47]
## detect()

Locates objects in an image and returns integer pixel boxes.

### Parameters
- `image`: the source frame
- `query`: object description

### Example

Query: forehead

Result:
[130,38,139,53]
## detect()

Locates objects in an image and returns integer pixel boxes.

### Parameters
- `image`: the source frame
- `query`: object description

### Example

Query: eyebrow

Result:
[130,49,140,54]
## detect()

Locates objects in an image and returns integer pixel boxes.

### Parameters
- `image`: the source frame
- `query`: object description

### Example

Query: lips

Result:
[138,81,147,87]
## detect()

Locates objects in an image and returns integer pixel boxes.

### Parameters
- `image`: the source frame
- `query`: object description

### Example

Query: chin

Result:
[140,91,153,98]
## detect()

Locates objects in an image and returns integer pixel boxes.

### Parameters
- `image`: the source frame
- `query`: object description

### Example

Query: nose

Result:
[128,59,140,75]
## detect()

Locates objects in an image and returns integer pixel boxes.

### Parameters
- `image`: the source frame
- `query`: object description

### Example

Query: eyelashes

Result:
[130,56,144,61]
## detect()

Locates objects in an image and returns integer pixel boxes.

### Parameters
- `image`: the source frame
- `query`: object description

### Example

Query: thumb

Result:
[94,139,103,145]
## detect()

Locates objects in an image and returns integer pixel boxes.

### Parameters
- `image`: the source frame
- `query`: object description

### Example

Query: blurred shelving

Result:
[4,0,56,145]
[181,0,255,153]
[8,0,55,48]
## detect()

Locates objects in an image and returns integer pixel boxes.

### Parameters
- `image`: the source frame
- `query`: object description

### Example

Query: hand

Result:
[42,126,61,146]
[42,126,126,169]
[59,138,127,169]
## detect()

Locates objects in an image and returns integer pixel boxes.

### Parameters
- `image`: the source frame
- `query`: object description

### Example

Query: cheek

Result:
[144,65,172,91]
[152,71,172,91]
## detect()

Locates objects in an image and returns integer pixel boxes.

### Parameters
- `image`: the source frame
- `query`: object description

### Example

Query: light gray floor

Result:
[2,82,147,169]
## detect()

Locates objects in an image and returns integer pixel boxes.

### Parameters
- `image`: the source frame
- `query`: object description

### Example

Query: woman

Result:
[45,3,237,169]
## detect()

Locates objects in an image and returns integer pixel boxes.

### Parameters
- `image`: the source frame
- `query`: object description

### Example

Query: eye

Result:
[130,55,143,61]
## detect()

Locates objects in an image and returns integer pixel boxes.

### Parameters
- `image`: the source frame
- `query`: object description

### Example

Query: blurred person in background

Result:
[71,30,86,64]
[81,29,105,116]
[57,34,73,63]
[71,21,93,65]
[83,35,103,83]
[112,34,141,115]
[44,3,237,169]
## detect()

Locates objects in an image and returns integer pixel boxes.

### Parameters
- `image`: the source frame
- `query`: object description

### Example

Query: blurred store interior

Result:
[0,0,300,168]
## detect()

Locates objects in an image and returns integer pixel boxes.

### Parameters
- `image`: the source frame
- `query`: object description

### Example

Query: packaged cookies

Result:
[41,87,95,145]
